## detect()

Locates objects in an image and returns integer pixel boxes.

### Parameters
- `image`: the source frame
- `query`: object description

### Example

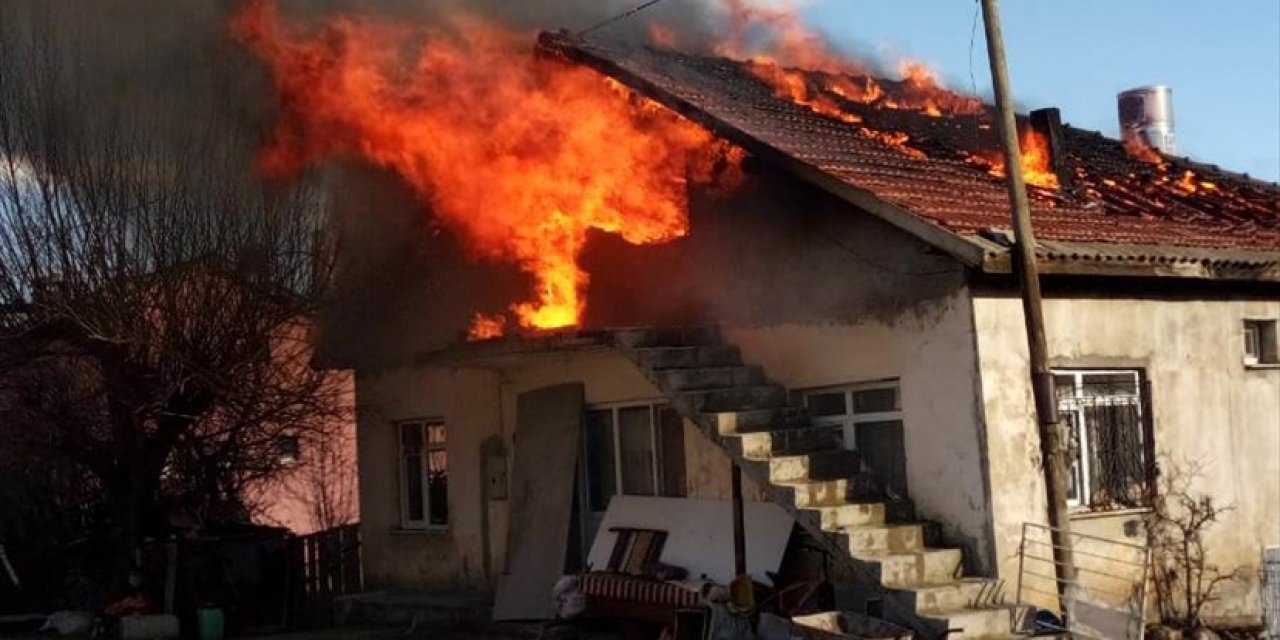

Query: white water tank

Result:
[1118,85,1176,154]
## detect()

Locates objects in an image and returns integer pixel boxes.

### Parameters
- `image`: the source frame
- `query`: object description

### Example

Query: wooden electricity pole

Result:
[979,0,1077,615]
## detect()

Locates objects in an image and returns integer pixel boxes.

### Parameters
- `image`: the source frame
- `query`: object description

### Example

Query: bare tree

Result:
[0,0,343,582]
[1145,457,1242,632]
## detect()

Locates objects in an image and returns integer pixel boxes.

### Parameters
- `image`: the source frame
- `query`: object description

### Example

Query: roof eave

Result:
[975,238,1280,282]
[538,32,987,269]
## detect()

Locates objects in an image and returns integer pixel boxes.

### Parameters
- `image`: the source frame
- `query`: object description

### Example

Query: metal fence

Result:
[288,523,363,628]
[1018,522,1151,640]
[1264,546,1280,640]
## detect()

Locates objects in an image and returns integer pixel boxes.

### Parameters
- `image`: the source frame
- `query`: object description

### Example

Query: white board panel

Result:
[586,495,794,586]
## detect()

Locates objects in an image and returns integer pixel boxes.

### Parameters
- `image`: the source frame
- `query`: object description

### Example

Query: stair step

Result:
[893,578,1000,615]
[795,473,901,505]
[611,326,721,348]
[710,407,808,435]
[840,523,924,553]
[740,426,843,460]
[769,449,861,485]
[633,345,743,369]
[810,502,887,528]
[919,604,1032,639]
[657,365,765,391]
[684,384,789,413]
[852,548,963,589]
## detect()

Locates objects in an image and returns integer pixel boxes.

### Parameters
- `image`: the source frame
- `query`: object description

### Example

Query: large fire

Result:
[232,0,736,335]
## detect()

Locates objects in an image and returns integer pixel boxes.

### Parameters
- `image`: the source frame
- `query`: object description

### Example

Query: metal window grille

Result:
[1055,371,1154,511]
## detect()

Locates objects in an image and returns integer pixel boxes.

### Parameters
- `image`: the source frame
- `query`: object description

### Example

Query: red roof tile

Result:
[549,36,1280,254]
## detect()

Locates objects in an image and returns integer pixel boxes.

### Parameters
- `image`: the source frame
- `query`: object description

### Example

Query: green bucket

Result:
[196,607,224,640]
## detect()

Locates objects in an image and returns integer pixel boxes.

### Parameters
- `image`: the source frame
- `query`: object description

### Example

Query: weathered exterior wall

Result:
[973,294,1280,623]
[723,286,996,575]
[354,348,763,591]
[355,366,504,591]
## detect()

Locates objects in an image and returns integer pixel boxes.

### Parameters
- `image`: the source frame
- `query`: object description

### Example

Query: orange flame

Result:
[745,60,860,123]
[1174,170,1199,194]
[232,0,736,330]
[1019,129,1059,189]
[883,61,984,116]
[1123,137,1166,166]
[980,129,1060,190]
[711,0,981,122]
[468,313,506,341]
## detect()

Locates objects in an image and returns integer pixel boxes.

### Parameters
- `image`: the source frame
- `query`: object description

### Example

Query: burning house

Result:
[234,1,1280,636]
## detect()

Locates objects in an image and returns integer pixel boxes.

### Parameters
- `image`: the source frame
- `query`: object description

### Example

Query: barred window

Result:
[1054,370,1153,511]
[398,420,448,528]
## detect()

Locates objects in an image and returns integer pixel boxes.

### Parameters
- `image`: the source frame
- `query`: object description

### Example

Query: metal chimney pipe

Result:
[1118,85,1176,154]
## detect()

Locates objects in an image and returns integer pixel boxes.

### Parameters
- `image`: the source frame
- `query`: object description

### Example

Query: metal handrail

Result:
[1017,521,1152,640]
[1023,522,1148,552]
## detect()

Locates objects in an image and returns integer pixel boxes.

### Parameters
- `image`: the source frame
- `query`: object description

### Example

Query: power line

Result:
[968,0,982,98]
[579,0,674,38]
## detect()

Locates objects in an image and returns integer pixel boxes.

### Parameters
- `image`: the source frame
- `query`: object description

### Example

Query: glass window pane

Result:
[853,387,899,414]
[656,406,687,498]
[427,423,446,445]
[427,448,448,525]
[807,392,847,417]
[1054,375,1077,401]
[400,423,423,454]
[1063,412,1083,503]
[404,455,425,522]
[1084,403,1146,508]
[584,410,617,512]
[618,406,655,496]
[1244,324,1260,359]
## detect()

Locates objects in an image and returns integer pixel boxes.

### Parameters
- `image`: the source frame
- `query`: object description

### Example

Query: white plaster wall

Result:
[355,366,504,590]
[973,295,1280,623]
[723,288,995,574]
[355,349,764,591]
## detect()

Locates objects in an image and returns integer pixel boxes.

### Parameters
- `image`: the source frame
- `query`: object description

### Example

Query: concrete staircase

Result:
[610,327,1030,639]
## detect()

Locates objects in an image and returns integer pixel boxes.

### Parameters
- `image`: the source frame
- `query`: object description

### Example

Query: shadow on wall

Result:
[582,168,966,327]
[319,164,967,365]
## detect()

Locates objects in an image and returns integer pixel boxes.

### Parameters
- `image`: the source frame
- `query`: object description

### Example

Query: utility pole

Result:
[979,0,1077,616]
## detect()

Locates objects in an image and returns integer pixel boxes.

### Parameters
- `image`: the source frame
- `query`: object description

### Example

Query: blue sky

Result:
[801,0,1280,181]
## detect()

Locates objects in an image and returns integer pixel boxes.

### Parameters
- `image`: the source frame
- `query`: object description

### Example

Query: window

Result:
[1054,370,1153,511]
[1244,319,1279,366]
[277,435,301,466]
[398,420,448,528]
[803,381,907,499]
[581,403,686,536]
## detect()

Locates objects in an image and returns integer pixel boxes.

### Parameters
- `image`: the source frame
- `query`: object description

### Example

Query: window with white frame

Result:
[804,381,902,441]
[803,380,907,498]
[398,420,448,528]
[581,402,685,519]
[1054,370,1153,511]
[1244,319,1279,366]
